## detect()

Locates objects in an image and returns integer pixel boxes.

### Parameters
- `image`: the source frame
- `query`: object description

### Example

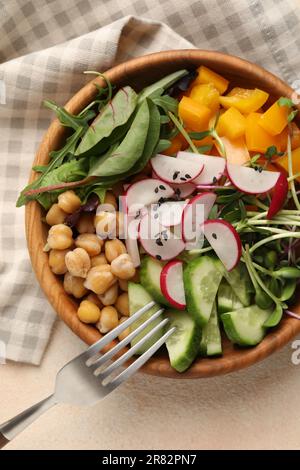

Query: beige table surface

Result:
[1,318,300,450]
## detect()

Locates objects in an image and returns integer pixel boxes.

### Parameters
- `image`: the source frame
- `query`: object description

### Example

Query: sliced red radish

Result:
[160,260,186,310]
[125,178,174,216]
[158,200,188,227]
[171,182,195,199]
[177,152,225,185]
[267,173,288,219]
[182,192,217,250]
[226,162,280,195]
[204,219,242,271]
[151,154,204,184]
[139,211,185,261]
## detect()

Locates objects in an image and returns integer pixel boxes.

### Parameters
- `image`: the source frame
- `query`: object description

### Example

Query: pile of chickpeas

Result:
[45,189,138,341]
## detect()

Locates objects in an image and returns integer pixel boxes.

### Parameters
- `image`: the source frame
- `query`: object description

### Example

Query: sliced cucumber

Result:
[221,263,252,307]
[140,256,170,306]
[183,256,223,326]
[218,279,244,314]
[199,302,222,356]
[221,305,272,346]
[165,309,201,372]
[128,282,163,354]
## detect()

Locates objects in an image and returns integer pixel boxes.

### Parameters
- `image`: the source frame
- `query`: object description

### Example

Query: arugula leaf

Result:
[288,109,298,123]
[152,95,178,114]
[278,97,294,108]
[154,139,172,154]
[43,100,95,130]
[188,130,212,140]
[88,100,150,177]
[137,69,188,103]
[75,86,138,156]
[160,115,170,124]
[195,144,213,154]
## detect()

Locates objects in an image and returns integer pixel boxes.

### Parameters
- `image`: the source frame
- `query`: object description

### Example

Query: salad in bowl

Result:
[18,61,300,374]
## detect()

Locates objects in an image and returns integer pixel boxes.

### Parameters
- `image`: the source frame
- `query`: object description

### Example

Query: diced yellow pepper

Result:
[216,107,246,140]
[178,96,212,132]
[275,146,300,182]
[163,134,182,156]
[189,83,220,114]
[259,100,289,136]
[194,66,229,95]
[217,136,250,165]
[277,123,300,152]
[219,87,269,114]
[245,113,281,153]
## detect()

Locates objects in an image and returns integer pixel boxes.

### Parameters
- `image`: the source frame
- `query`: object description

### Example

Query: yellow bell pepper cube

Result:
[178,96,212,132]
[277,123,300,152]
[217,136,250,165]
[219,87,269,114]
[275,146,300,182]
[194,66,229,95]
[163,135,182,156]
[259,100,289,136]
[216,107,246,140]
[245,113,281,153]
[189,83,220,114]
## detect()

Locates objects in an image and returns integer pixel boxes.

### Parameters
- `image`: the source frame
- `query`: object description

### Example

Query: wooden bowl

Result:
[25,50,300,378]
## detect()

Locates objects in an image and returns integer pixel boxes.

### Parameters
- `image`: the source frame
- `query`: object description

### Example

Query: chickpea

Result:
[115,292,129,316]
[97,306,119,334]
[116,211,125,238]
[65,247,91,278]
[63,272,88,298]
[98,283,118,306]
[77,300,101,324]
[118,316,130,341]
[46,203,67,226]
[76,213,95,234]
[75,233,103,257]
[85,292,103,309]
[104,191,118,210]
[48,249,70,275]
[111,254,136,280]
[47,224,73,250]
[119,279,128,292]
[94,211,117,239]
[84,265,116,295]
[57,190,81,213]
[105,239,127,263]
[91,253,107,267]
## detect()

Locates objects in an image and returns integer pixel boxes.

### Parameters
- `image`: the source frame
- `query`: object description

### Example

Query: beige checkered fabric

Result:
[0,0,300,364]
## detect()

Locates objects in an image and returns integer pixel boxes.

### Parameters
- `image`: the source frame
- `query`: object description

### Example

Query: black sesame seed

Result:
[156,255,162,260]
[154,213,159,219]
[155,238,163,247]
[173,171,180,180]
[212,176,217,184]
[159,185,166,190]
[180,177,187,181]
[154,187,159,193]
[259,167,263,173]
[212,233,217,240]
[185,174,191,179]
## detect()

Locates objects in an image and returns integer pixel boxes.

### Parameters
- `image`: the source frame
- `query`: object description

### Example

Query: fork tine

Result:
[107,326,176,389]
[83,301,156,359]
[96,318,170,380]
[88,308,165,369]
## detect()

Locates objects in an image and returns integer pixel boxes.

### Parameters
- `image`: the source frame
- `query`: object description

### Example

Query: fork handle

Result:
[0,394,57,449]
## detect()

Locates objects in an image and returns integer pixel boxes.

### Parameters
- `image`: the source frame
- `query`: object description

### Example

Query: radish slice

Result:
[226,162,280,195]
[160,260,186,310]
[267,173,288,219]
[182,193,217,250]
[171,183,195,199]
[204,219,242,271]
[125,178,174,216]
[139,212,185,261]
[158,200,188,227]
[177,152,225,185]
[151,154,204,184]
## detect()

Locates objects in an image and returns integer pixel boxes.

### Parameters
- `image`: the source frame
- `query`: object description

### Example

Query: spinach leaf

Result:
[137,69,188,103]
[154,139,172,154]
[43,100,95,130]
[75,86,138,156]
[88,100,150,177]
[152,95,178,114]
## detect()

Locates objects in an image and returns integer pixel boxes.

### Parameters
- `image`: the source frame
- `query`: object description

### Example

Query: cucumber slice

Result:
[183,256,223,326]
[221,305,272,346]
[221,263,252,307]
[140,256,170,306]
[199,302,222,356]
[165,309,201,372]
[218,280,244,314]
[128,282,163,354]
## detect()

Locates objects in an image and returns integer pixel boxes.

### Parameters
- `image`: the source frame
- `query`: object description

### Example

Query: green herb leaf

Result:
[160,115,170,125]
[138,69,188,103]
[152,95,178,114]
[278,97,294,108]
[195,144,213,154]
[288,109,298,123]
[43,100,95,130]
[188,130,211,140]
[88,100,150,177]
[154,139,172,154]
[75,86,138,156]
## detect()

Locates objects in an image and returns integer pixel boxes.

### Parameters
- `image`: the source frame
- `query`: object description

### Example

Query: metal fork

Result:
[0,302,174,449]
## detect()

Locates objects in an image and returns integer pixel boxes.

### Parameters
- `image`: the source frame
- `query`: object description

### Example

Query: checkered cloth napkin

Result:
[0,0,299,365]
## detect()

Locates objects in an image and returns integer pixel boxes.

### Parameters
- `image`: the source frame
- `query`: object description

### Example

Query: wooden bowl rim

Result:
[25,49,300,379]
